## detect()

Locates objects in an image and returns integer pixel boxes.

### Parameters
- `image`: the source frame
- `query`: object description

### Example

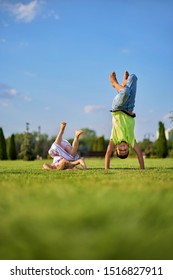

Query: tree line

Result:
[0,121,173,160]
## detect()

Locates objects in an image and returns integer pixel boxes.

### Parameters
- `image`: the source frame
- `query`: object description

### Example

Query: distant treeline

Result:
[0,122,173,160]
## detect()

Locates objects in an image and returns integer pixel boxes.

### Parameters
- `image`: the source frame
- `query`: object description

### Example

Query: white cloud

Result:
[46,9,59,21]
[0,100,11,107]
[24,71,37,78]
[121,48,131,54]
[23,95,32,102]
[0,84,17,98]
[44,106,50,111]
[84,105,106,113]
[148,109,155,113]
[4,0,43,23]
[9,88,17,95]
[2,0,59,23]
[0,83,31,102]
[19,41,29,48]
[0,84,17,107]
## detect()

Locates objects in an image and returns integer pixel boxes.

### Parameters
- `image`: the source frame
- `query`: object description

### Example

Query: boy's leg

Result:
[65,130,84,157]
[110,71,129,91]
[126,74,137,93]
[55,122,66,146]
[111,71,131,111]
[125,74,138,112]
[109,72,124,92]
[122,71,129,86]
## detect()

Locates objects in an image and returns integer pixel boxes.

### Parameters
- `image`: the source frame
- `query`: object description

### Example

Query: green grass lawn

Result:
[0,158,173,260]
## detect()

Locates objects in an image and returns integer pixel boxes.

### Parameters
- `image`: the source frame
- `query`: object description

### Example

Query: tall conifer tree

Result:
[19,132,35,160]
[9,134,17,160]
[0,128,7,160]
[156,122,168,158]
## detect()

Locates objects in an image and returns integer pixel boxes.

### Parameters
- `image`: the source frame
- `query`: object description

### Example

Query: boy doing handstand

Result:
[105,71,144,169]
[43,122,87,170]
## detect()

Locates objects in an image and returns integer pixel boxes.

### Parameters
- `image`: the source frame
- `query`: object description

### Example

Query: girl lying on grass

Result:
[43,122,87,171]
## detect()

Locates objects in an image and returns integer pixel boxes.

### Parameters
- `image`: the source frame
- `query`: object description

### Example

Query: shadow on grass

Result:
[87,167,173,171]
[0,167,173,174]
[0,170,42,175]
[85,167,139,170]
[142,167,173,170]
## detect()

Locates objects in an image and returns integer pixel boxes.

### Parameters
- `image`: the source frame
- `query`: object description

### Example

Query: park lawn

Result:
[0,158,173,260]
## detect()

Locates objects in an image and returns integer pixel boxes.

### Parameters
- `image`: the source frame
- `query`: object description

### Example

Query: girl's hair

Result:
[57,160,74,170]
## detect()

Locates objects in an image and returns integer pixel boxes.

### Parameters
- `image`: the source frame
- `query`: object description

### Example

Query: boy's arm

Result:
[134,142,145,169]
[105,140,114,169]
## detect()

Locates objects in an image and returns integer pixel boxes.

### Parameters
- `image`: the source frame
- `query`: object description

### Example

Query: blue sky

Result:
[0,0,173,141]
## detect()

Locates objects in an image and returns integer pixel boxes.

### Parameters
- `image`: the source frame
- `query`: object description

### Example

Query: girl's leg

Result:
[65,130,84,156]
[55,122,66,146]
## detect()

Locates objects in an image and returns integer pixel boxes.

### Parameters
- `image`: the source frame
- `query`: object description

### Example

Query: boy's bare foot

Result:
[75,129,84,137]
[109,72,118,88]
[122,71,129,86]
